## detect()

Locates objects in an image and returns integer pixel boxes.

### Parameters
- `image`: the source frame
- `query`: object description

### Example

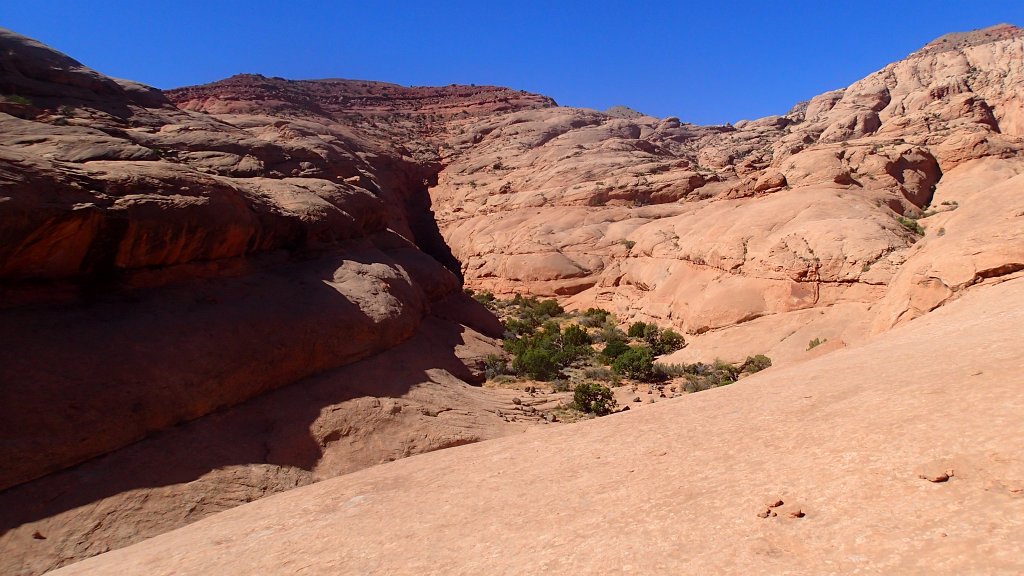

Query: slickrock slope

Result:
[0,28,550,573]
[429,24,1024,363]
[3,23,1024,575]
[51,276,1024,575]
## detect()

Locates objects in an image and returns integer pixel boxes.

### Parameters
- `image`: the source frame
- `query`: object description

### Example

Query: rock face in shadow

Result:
[0,27,535,573]
[2,23,1024,575]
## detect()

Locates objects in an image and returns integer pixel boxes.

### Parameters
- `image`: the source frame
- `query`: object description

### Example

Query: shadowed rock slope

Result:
[0,28,547,574]
[50,275,1024,575]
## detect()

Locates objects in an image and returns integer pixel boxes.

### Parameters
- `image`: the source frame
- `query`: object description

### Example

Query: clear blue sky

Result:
[4,1,1023,124]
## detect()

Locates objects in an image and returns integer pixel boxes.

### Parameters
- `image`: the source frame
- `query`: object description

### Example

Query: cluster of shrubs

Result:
[504,321,593,380]
[572,382,617,416]
[625,321,685,355]
[473,292,772,414]
[480,295,690,384]
[655,354,771,392]
[587,321,686,381]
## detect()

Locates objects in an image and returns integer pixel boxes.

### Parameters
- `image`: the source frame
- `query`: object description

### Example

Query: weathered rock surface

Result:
[0,27,544,573]
[2,23,1024,575]
[428,24,1024,364]
[0,308,539,576]
[48,276,1024,576]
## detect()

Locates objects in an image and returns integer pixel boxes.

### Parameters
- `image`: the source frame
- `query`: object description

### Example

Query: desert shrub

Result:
[678,359,739,391]
[741,354,772,374]
[483,354,509,379]
[643,317,659,340]
[599,338,631,363]
[625,321,686,355]
[578,307,612,327]
[504,317,539,337]
[505,322,594,381]
[557,343,594,367]
[595,323,627,343]
[3,94,31,106]
[561,324,592,347]
[551,378,571,392]
[897,215,924,235]
[653,362,690,378]
[512,347,560,381]
[583,366,617,383]
[807,337,827,350]
[711,359,740,383]
[511,295,563,318]
[651,328,685,355]
[627,321,649,338]
[612,346,658,381]
[506,295,565,330]
[573,382,617,416]
[472,290,496,307]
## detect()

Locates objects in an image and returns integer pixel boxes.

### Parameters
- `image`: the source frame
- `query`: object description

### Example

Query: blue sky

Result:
[4,1,1023,124]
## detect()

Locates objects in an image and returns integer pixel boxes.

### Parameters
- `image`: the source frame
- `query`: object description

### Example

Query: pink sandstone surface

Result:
[0,23,1022,574]
[49,276,1024,575]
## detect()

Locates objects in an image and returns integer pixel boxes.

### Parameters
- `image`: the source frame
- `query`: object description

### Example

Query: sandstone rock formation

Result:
[426,24,1024,364]
[0,28,546,573]
[2,23,1023,575]
[48,276,1024,575]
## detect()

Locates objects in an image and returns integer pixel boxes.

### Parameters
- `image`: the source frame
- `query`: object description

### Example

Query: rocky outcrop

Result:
[3,23,1024,575]
[0,27,534,573]
[427,24,1024,363]
[46,276,1024,575]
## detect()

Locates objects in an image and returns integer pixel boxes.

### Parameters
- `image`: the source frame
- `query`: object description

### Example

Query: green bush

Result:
[897,216,924,235]
[807,337,827,351]
[512,347,560,380]
[561,324,592,347]
[505,322,593,380]
[3,94,32,106]
[472,290,496,308]
[583,366,616,383]
[599,339,631,363]
[483,354,509,379]
[652,363,686,379]
[504,317,539,337]
[711,359,740,384]
[741,354,772,374]
[642,323,660,343]
[578,307,612,327]
[612,346,658,381]
[596,324,627,343]
[627,321,649,338]
[573,382,617,416]
[652,328,685,355]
